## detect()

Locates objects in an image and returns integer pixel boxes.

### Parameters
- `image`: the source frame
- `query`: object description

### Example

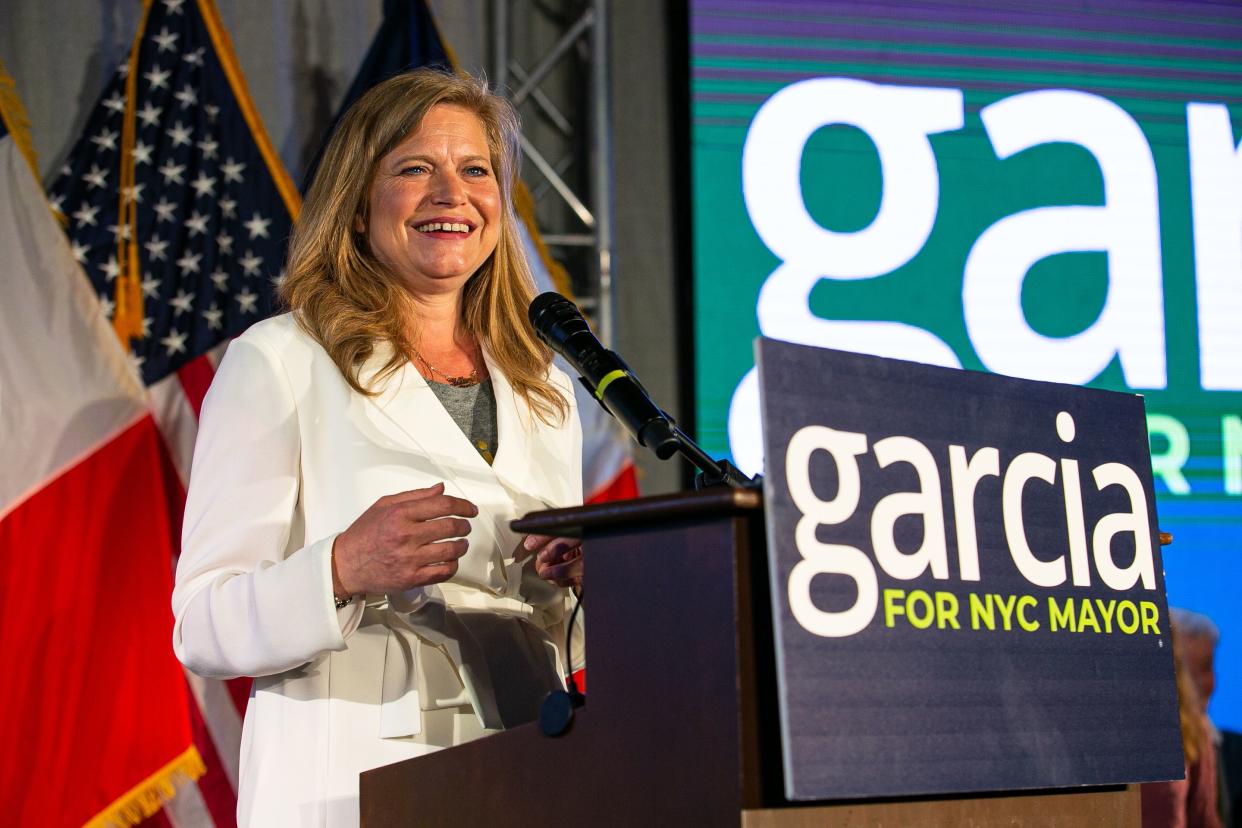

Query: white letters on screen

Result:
[1146,413,1192,495]
[963,90,1166,389]
[731,79,965,476]
[742,77,963,279]
[1221,416,1242,496]
[1188,102,1242,391]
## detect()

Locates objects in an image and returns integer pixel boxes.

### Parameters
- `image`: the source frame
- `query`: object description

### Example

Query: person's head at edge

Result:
[1171,607,1220,715]
[280,67,568,425]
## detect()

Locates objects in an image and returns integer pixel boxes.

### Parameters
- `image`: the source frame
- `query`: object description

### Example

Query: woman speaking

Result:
[172,69,584,825]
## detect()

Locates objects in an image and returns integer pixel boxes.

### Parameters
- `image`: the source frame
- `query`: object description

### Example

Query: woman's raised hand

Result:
[331,482,478,597]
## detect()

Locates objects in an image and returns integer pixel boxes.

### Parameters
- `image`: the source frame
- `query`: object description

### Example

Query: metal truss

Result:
[492,0,614,346]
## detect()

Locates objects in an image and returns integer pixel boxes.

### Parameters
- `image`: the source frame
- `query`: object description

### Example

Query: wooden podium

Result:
[359,489,1138,826]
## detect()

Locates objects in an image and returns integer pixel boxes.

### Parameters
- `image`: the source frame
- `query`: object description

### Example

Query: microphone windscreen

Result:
[528,292,593,355]
[528,291,571,328]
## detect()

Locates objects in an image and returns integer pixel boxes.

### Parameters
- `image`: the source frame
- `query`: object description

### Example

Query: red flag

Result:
[0,60,203,826]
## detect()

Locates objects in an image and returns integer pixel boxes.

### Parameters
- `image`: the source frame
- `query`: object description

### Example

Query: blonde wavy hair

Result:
[280,68,567,424]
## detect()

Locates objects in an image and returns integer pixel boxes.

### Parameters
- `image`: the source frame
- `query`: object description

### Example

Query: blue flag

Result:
[302,0,449,192]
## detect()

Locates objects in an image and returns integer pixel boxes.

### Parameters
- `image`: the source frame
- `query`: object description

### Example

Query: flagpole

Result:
[589,0,614,349]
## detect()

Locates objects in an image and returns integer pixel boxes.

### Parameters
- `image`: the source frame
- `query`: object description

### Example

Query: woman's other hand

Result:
[521,534,583,590]
[332,482,478,597]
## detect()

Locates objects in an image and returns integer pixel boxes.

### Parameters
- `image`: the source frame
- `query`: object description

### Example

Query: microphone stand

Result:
[636,416,760,491]
[540,416,754,739]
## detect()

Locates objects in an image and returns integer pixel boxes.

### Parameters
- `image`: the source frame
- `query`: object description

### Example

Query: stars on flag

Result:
[144,64,171,91]
[176,252,203,276]
[152,27,180,53]
[220,158,245,183]
[202,303,223,330]
[190,172,217,198]
[153,197,178,223]
[137,102,163,128]
[132,140,154,165]
[160,329,188,355]
[169,289,195,316]
[157,160,186,185]
[236,287,258,314]
[238,250,263,277]
[167,121,193,148]
[82,164,109,190]
[100,258,121,282]
[174,84,198,108]
[243,212,270,239]
[144,234,170,261]
[196,137,218,159]
[73,202,100,228]
[46,0,292,386]
[91,128,119,152]
[184,211,209,236]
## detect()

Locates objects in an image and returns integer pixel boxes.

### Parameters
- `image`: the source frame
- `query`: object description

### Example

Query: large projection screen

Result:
[690,0,1242,728]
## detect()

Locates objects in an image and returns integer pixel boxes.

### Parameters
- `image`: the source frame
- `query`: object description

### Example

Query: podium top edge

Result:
[511,487,763,537]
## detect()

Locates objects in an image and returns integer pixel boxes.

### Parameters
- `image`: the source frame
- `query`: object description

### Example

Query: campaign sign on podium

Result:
[756,338,1184,801]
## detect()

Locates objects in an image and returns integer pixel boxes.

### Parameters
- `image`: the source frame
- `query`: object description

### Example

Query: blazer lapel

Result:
[362,351,525,591]
[363,354,469,467]
[486,354,582,513]
[485,352,551,508]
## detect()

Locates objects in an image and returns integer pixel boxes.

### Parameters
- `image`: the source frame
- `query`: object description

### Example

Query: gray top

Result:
[427,378,499,465]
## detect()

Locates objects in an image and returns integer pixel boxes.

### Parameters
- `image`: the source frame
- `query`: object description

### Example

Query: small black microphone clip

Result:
[539,686,585,737]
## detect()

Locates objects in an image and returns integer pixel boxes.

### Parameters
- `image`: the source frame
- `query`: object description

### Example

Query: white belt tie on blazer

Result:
[376,587,559,739]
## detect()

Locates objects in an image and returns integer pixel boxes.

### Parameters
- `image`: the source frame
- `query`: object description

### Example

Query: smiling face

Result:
[362,103,502,298]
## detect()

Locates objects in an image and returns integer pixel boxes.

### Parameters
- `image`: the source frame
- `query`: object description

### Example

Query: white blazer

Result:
[172,313,583,826]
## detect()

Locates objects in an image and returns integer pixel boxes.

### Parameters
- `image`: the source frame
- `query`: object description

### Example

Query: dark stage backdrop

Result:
[689,0,1242,728]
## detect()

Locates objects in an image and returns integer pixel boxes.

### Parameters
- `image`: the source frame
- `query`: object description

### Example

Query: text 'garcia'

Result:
[786,411,1155,638]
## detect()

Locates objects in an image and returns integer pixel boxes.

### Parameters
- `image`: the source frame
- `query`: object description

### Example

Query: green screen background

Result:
[692,0,1242,727]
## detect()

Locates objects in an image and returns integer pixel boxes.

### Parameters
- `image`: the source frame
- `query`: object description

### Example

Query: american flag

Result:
[49,0,295,389]
[47,0,299,823]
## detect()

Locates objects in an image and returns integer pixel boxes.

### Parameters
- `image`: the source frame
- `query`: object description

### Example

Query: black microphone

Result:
[529,292,679,459]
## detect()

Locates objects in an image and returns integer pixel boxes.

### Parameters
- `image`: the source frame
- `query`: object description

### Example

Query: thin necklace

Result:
[411,346,480,388]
